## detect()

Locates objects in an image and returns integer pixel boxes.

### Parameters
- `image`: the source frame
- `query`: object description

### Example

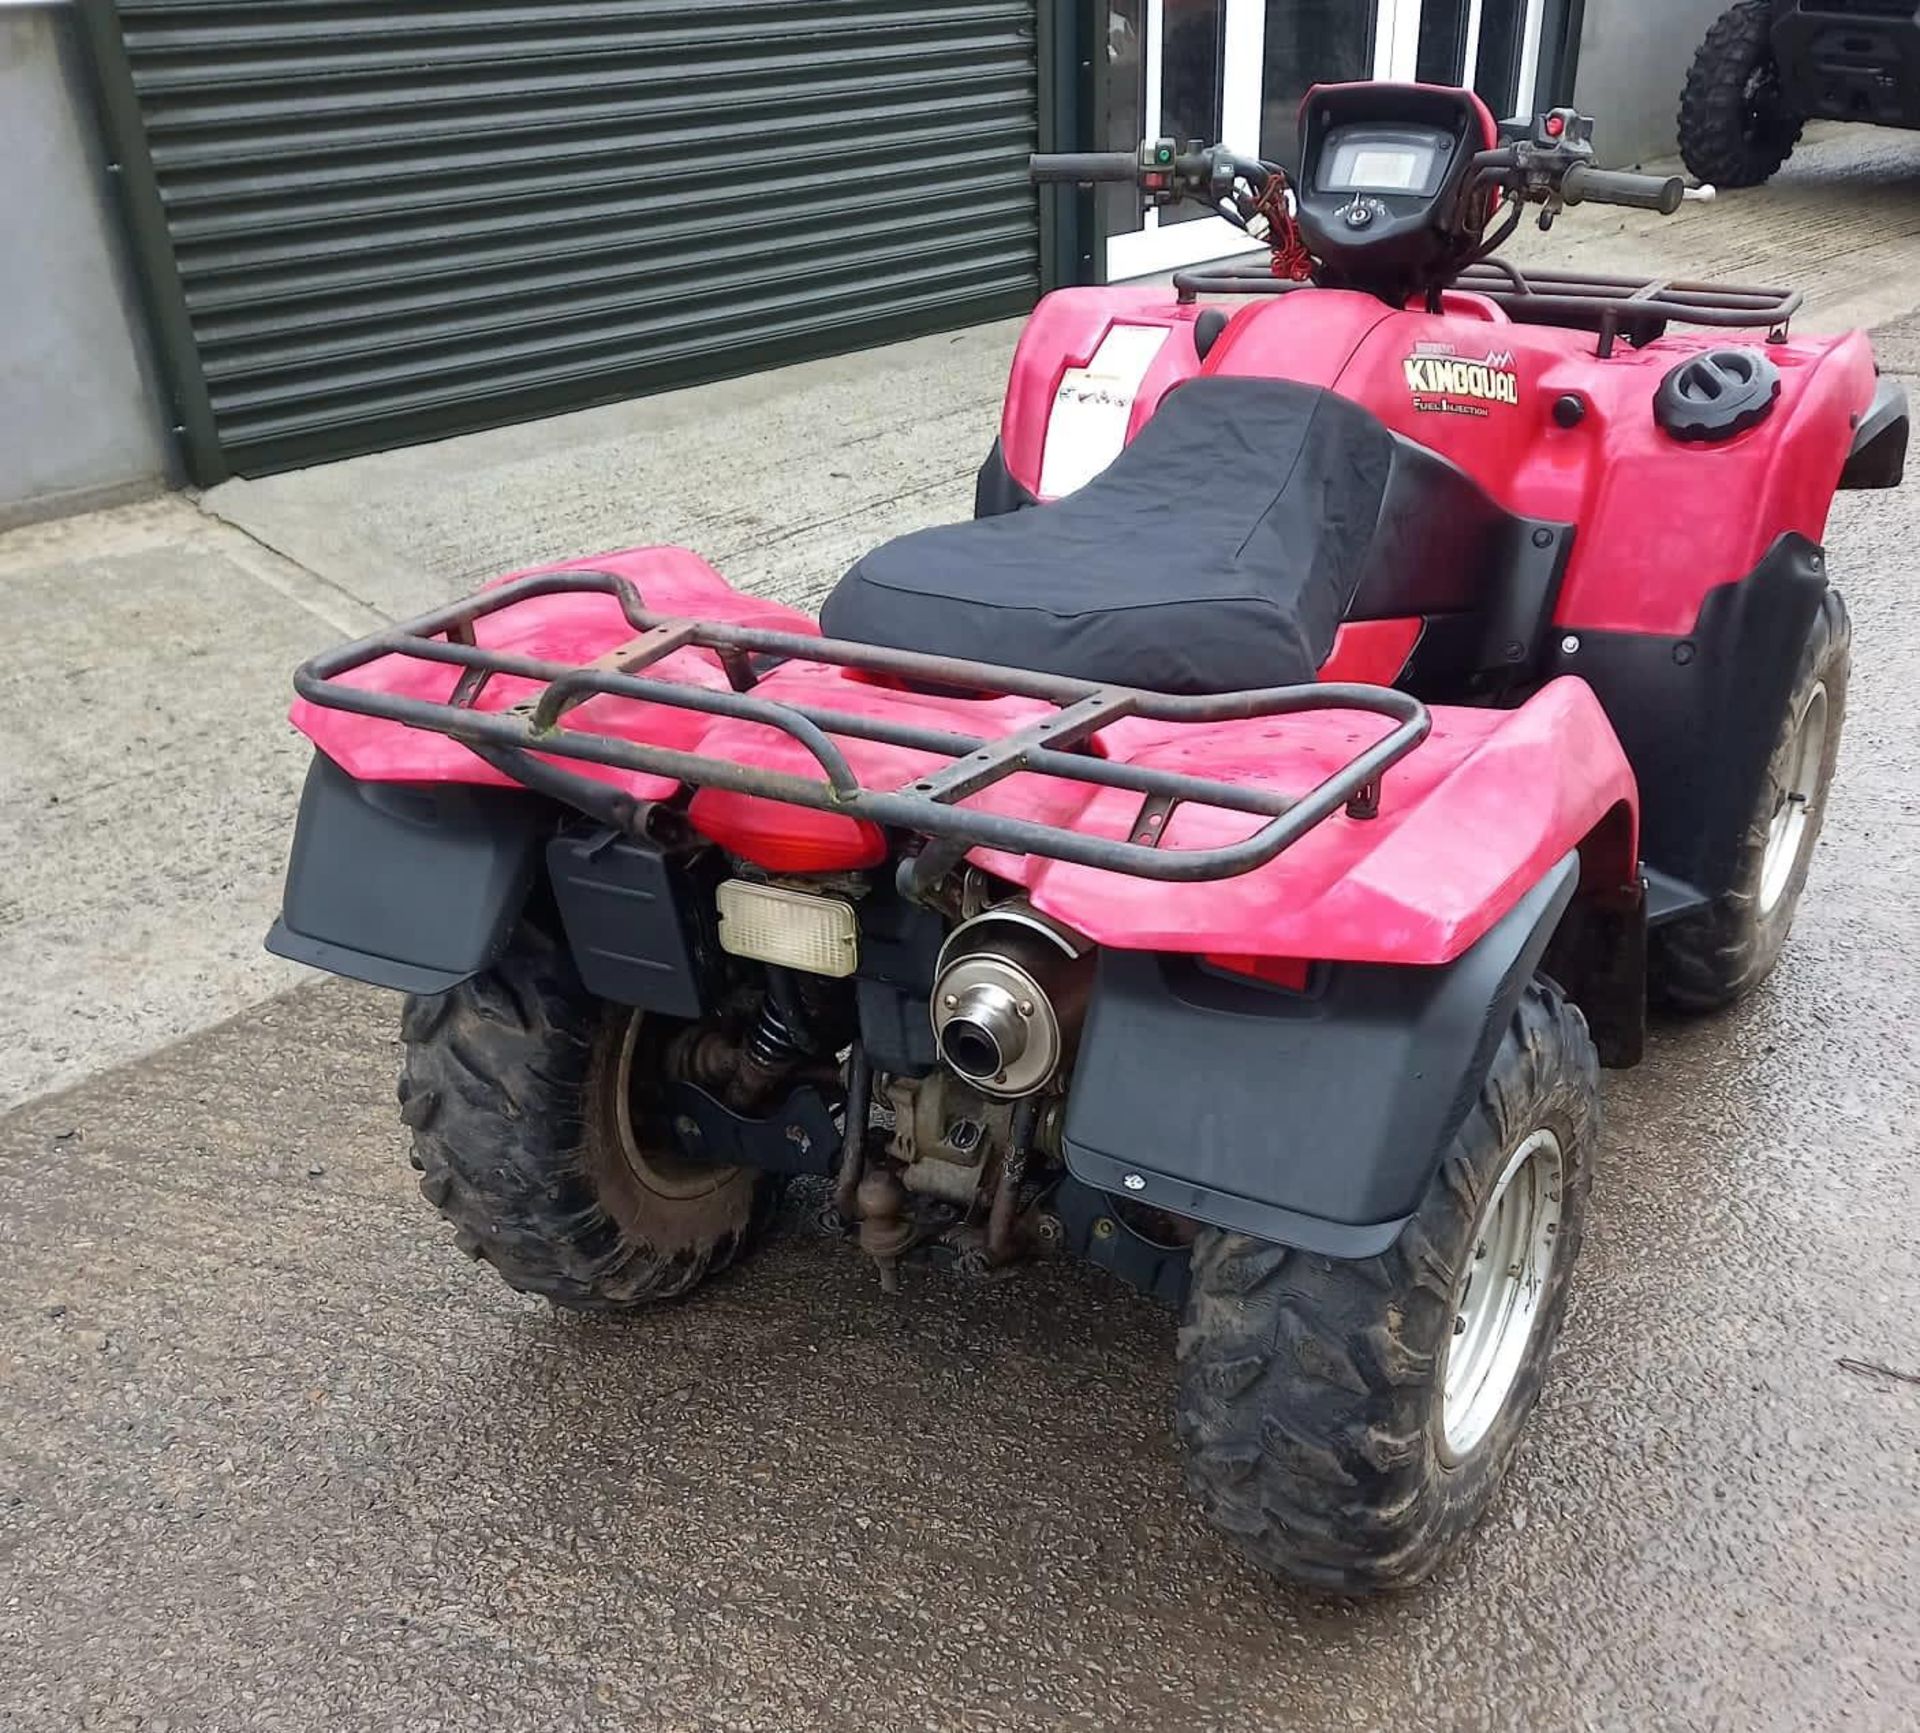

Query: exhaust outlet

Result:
[932,905,1093,1098]
[940,981,1031,1082]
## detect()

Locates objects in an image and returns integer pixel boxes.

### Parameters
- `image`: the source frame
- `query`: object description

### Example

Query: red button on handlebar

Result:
[1544,114,1566,138]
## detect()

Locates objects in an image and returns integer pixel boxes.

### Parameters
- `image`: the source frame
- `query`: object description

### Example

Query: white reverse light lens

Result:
[715,880,860,978]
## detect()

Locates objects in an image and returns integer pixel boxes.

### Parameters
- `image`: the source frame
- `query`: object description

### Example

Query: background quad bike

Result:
[1681,0,1920,188]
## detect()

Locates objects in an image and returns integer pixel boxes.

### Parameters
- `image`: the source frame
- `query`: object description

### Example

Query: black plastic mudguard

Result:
[546,827,709,1018]
[266,751,549,994]
[1841,375,1908,491]
[1062,855,1578,1259]
[1544,531,1828,911]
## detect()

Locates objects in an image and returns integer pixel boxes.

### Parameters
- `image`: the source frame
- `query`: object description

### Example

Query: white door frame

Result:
[1105,0,1547,282]
[1107,0,1278,281]
[1515,0,1549,119]
[1374,0,1422,80]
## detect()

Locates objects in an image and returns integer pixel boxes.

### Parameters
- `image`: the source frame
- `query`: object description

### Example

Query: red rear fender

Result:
[992,678,1638,966]
[290,545,818,792]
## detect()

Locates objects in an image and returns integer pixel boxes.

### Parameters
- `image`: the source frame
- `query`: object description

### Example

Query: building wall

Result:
[0,4,169,527]
[1574,0,1730,167]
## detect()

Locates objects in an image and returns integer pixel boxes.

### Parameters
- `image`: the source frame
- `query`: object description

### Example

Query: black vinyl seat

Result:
[820,378,1405,696]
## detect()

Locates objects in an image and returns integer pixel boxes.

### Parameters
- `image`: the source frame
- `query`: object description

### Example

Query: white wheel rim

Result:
[1759,682,1829,916]
[1439,1128,1565,1464]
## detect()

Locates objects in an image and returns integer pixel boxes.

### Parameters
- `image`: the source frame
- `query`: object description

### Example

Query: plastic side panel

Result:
[291,544,817,792]
[547,829,706,1018]
[994,677,1636,966]
[1550,330,1875,634]
[1547,532,1828,897]
[1320,618,1422,684]
[266,750,548,992]
[1063,856,1578,1258]
[1216,302,1874,638]
[997,287,1204,496]
[1203,288,1403,392]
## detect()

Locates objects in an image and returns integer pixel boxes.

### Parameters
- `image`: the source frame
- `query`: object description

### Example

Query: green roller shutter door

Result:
[79,1,1044,484]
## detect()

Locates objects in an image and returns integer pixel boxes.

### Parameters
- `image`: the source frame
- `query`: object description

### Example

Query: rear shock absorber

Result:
[727,970,812,1113]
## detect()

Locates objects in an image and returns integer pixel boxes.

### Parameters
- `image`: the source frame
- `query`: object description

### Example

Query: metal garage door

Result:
[76,2,1046,485]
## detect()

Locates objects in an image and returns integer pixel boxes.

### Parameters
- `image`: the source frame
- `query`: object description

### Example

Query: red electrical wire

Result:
[1252,176,1313,281]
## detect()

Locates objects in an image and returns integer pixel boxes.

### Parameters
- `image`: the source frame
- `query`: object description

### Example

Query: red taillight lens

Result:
[1201,953,1313,992]
[687,788,887,873]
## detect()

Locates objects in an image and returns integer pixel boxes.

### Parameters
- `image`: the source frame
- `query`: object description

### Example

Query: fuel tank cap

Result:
[1655,348,1782,443]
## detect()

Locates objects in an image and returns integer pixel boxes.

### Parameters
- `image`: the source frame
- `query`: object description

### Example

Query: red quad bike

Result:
[269,85,1905,1593]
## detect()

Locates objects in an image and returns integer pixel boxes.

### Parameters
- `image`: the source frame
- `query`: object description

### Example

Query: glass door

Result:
[1103,0,1552,280]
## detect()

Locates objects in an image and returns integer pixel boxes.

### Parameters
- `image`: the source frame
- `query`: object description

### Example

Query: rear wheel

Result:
[396,919,782,1310]
[1679,0,1806,189]
[1175,979,1598,1594]
[1654,589,1850,1012]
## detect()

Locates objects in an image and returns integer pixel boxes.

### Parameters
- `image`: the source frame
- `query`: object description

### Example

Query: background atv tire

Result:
[1679,1,1806,189]
[396,920,781,1310]
[1654,589,1850,1012]
[1175,979,1597,1594]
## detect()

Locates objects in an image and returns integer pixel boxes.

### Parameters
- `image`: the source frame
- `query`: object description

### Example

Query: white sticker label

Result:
[1038,324,1171,500]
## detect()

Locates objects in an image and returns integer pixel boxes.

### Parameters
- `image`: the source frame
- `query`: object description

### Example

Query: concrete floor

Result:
[2,123,1919,1730]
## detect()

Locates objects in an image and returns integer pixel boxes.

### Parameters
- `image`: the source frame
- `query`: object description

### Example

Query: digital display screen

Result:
[1342,148,1423,192]
[1318,128,1452,198]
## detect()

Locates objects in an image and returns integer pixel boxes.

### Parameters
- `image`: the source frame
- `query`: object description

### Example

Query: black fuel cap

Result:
[1655,348,1783,443]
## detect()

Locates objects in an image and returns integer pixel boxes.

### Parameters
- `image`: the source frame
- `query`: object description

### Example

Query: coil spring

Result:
[743,989,809,1075]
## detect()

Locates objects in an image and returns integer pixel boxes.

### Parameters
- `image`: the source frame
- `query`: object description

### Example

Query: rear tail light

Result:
[715,880,860,978]
[688,787,886,873]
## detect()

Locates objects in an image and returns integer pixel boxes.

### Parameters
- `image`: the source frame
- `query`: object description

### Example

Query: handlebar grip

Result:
[1561,164,1686,216]
[1029,152,1140,186]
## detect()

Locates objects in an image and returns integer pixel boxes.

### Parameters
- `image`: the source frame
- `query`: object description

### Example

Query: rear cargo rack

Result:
[295,570,1431,887]
[1175,262,1803,356]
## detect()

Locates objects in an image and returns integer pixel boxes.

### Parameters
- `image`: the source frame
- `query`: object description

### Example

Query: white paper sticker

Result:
[1037,324,1171,500]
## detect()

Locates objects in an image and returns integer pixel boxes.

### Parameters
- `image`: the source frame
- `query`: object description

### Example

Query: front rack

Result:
[296,570,1432,886]
[1174,261,1804,356]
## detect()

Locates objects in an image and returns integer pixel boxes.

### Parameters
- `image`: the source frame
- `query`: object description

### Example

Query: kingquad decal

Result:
[1404,343,1520,418]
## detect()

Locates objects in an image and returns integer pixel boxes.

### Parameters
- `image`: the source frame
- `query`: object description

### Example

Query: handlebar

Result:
[1029,152,1142,186]
[1560,164,1687,216]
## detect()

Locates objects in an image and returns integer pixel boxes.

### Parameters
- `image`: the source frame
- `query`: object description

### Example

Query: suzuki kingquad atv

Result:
[268,84,1905,1593]
[1681,0,1920,188]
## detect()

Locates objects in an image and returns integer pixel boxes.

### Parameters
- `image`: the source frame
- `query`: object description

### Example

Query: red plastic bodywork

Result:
[294,281,1872,969]
[999,286,1876,635]
[296,547,1636,966]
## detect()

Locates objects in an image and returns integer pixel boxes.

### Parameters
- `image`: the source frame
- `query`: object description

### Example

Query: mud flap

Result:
[1061,855,1578,1259]
[265,751,549,994]
[1840,375,1908,490]
[1548,532,1828,906]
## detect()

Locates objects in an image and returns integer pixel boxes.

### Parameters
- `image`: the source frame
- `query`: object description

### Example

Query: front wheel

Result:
[1653,589,1850,1012]
[1678,0,1806,189]
[1175,979,1598,1594]
[396,919,782,1310]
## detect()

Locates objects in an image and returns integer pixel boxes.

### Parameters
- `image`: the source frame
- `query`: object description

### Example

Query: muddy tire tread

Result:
[1678,0,1805,188]
[396,921,778,1311]
[1175,980,1598,1594]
